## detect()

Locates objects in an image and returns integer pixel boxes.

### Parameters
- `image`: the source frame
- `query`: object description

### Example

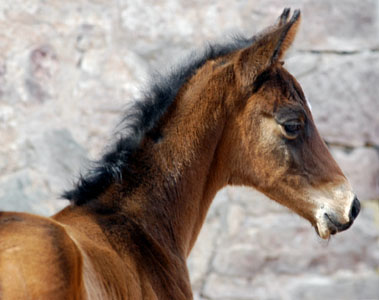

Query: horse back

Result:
[0,212,84,300]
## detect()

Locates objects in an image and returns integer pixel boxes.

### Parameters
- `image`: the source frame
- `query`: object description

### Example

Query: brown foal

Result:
[0,9,360,299]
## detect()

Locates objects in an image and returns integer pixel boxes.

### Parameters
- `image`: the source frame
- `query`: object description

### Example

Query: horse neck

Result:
[52,65,235,299]
[117,66,231,257]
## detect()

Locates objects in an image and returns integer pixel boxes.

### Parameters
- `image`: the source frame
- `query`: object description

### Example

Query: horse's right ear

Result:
[234,9,301,87]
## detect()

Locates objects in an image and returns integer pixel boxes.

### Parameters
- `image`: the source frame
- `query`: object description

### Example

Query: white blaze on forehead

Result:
[304,91,312,111]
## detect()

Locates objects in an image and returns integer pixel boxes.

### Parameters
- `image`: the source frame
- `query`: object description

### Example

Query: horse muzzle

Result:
[315,196,360,239]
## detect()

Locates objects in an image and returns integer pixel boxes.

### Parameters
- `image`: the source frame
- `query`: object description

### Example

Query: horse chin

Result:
[314,222,332,240]
[313,206,332,239]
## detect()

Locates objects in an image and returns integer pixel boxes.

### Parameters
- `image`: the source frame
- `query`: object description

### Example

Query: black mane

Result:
[63,35,253,205]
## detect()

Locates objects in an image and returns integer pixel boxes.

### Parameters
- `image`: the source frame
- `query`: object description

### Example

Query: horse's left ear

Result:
[235,9,301,86]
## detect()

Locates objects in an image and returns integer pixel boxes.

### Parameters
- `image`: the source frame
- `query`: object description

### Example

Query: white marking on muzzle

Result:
[311,184,355,239]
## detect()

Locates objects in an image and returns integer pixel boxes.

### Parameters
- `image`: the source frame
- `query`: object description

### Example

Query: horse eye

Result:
[281,122,301,139]
[284,124,300,134]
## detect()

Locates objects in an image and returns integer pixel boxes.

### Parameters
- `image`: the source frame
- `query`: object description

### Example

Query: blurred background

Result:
[0,0,378,299]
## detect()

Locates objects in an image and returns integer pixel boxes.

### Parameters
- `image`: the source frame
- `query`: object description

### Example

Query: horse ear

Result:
[235,9,301,86]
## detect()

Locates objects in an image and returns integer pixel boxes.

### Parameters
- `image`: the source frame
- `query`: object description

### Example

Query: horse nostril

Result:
[349,196,361,221]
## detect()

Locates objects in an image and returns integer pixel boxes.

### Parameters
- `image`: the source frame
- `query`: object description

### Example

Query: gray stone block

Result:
[290,272,379,300]
[294,53,379,147]
[331,146,379,200]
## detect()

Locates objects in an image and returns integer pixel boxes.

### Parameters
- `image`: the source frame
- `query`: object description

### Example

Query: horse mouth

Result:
[315,213,354,239]
[325,213,353,233]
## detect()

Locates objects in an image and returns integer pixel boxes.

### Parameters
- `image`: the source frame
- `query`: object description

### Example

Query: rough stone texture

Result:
[0,1,378,299]
[287,52,379,147]
[289,272,379,300]
[331,147,379,200]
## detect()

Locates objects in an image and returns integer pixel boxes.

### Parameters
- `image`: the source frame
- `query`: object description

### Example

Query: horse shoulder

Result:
[56,209,158,300]
[0,212,84,299]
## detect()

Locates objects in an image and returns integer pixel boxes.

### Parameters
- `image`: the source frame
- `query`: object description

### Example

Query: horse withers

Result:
[0,9,360,299]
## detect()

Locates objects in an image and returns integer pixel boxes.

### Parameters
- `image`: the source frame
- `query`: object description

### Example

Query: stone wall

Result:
[0,1,378,299]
